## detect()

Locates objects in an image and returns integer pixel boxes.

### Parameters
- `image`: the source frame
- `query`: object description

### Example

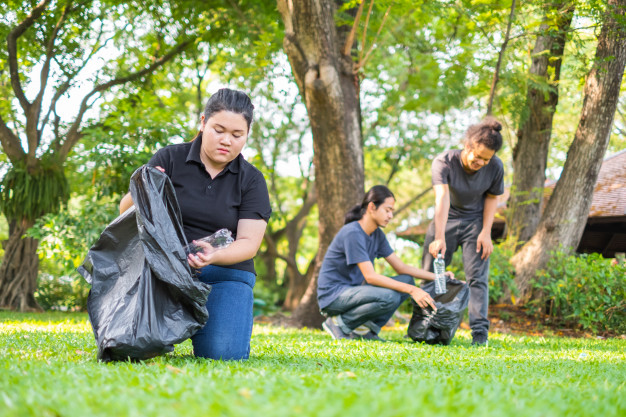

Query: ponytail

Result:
[344,204,366,224]
[344,185,395,224]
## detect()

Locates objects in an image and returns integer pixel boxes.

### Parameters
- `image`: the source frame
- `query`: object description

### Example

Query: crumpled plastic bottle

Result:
[183,229,234,256]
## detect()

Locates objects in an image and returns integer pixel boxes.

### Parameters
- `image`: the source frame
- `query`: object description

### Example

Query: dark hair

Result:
[203,88,254,131]
[464,117,503,152]
[344,185,395,224]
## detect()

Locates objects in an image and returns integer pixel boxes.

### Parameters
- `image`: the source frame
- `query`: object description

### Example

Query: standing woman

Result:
[422,117,504,346]
[120,88,271,360]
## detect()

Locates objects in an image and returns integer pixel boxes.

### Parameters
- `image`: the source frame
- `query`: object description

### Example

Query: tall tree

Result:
[511,0,626,302]
[0,0,274,310]
[0,0,197,310]
[508,1,575,244]
[277,0,365,327]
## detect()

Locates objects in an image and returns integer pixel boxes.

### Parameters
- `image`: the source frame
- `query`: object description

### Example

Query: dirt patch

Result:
[483,304,624,339]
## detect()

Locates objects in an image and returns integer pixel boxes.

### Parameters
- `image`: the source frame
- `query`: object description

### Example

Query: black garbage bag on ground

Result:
[407,277,469,345]
[78,166,211,362]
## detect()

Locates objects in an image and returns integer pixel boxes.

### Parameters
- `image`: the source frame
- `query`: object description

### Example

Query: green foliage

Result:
[0,214,7,259]
[0,161,69,222]
[25,195,119,311]
[252,278,282,317]
[1,312,626,417]
[531,251,626,334]
[27,196,118,276]
[34,274,90,312]
[487,240,518,304]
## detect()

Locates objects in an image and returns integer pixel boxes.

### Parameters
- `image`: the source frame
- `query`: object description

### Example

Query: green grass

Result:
[1,312,624,417]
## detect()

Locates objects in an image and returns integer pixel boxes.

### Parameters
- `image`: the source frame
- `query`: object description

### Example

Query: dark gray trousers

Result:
[422,218,490,338]
[321,275,414,334]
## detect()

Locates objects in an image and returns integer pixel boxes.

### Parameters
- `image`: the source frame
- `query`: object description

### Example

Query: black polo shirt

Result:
[148,135,271,274]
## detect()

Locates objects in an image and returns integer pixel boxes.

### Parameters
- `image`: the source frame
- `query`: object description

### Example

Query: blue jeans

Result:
[422,218,490,338]
[191,265,255,360]
[320,275,414,334]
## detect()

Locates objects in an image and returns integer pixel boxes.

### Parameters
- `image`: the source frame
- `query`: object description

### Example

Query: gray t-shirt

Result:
[432,149,504,220]
[317,221,393,309]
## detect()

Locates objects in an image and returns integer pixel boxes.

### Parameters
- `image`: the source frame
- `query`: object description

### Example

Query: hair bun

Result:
[483,116,502,132]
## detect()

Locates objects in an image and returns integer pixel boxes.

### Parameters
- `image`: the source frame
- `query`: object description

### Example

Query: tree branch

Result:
[29,0,74,153]
[487,0,517,115]
[356,5,391,71]
[385,148,402,185]
[7,0,51,114]
[0,114,26,162]
[358,0,375,64]
[394,186,432,215]
[342,0,365,56]
[55,38,194,162]
[40,19,114,137]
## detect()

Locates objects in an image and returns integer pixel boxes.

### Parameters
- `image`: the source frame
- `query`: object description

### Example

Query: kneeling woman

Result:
[317,185,452,341]
[120,88,271,360]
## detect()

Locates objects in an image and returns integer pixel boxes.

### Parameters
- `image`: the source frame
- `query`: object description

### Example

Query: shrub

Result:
[447,241,517,305]
[531,251,626,334]
[35,273,90,311]
[488,241,518,304]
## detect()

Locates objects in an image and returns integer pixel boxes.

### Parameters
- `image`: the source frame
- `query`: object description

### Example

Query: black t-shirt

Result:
[431,149,504,220]
[148,135,271,274]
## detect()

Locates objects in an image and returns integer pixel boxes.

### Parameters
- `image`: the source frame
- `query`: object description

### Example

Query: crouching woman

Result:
[317,185,453,341]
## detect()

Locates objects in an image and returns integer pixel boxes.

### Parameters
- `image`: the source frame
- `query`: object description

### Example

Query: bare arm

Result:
[188,219,267,268]
[119,193,134,214]
[428,184,450,257]
[385,253,436,281]
[477,193,498,260]
[386,252,455,281]
[358,261,436,311]
[119,166,165,214]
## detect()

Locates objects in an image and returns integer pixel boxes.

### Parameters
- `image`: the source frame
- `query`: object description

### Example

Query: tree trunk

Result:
[0,220,42,311]
[278,0,364,328]
[282,188,316,310]
[283,262,314,311]
[508,2,574,245]
[511,0,626,302]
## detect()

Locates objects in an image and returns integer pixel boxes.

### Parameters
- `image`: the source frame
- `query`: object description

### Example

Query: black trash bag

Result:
[407,277,469,345]
[78,165,211,362]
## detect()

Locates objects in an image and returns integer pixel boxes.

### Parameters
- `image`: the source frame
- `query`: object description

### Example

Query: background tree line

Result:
[1,0,625,331]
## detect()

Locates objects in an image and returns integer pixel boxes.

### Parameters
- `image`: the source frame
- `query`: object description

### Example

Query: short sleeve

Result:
[239,171,272,222]
[487,158,505,196]
[147,148,172,176]
[431,155,450,186]
[344,230,371,266]
[377,233,393,259]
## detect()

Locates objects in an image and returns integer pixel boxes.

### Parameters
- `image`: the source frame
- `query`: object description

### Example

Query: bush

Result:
[27,196,117,311]
[488,241,518,304]
[35,273,90,311]
[532,251,626,334]
[447,241,517,305]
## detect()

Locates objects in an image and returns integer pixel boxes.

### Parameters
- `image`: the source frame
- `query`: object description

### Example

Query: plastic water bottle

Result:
[184,228,234,256]
[433,254,447,295]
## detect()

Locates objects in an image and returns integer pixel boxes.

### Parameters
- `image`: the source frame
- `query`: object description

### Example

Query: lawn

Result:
[1,311,624,417]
